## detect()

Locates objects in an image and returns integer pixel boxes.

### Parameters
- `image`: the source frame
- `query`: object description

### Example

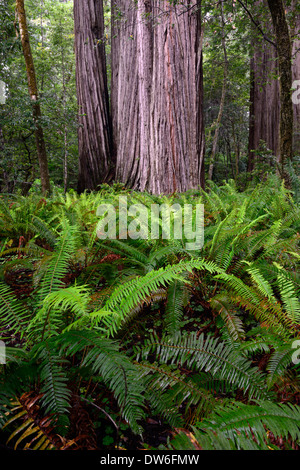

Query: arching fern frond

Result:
[0,282,30,336]
[275,263,300,323]
[140,332,271,400]
[195,400,300,449]
[55,330,145,434]
[38,222,78,302]
[210,293,245,342]
[137,361,216,427]
[266,345,296,388]
[164,279,189,337]
[32,341,71,432]
[88,258,219,336]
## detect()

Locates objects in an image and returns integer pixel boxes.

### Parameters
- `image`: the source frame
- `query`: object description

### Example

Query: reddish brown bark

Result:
[248,1,300,174]
[267,0,293,177]
[248,34,280,171]
[291,10,300,155]
[111,0,205,194]
[74,0,112,192]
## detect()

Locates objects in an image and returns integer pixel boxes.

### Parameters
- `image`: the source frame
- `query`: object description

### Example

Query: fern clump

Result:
[0,175,299,450]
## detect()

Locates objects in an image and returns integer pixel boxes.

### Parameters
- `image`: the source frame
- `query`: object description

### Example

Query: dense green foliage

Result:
[0,175,299,450]
[0,0,77,192]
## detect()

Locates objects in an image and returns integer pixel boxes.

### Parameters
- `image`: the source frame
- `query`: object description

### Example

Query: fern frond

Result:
[0,282,30,336]
[244,261,275,300]
[32,341,71,430]
[137,361,216,427]
[92,258,219,336]
[141,332,271,400]
[164,279,189,337]
[56,330,145,433]
[30,216,58,247]
[210,294,245,342]
[38,222,78,302]
[266,345,295,388]
[275,264,300,322]
[196,400,300,449]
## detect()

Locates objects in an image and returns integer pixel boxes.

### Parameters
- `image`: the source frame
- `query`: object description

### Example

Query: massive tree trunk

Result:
[111,0,205,194]
[266,0,293,177]
[16,0,50,195]
[74,0,112,193]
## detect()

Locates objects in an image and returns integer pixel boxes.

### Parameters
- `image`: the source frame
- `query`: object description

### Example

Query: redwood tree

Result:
[248,1,299,174]
[248,27,280,171]
[266,0,293,176]
[111,0,205,194]
[74,0,112,192]
[291,9,300,155]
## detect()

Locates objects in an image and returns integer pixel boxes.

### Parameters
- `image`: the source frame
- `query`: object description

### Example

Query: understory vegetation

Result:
[0,174,299,450]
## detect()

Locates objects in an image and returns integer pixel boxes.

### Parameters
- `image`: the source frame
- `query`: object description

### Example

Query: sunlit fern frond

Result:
[37,221,78,302]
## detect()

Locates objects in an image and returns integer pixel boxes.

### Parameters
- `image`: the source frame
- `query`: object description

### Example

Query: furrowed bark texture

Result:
[248,1,300,172]
[111,0,205,194]
[267,0,293,175]
[16,0,50,195]
[248,33,280,171]
[208,1,228,181]
[292,11,300,155]
[74,0,112,192]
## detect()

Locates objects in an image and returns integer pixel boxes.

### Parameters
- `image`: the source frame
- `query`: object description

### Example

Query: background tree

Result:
[291,4,300,155]
[16,0,50,194]
[248,0,300,174]
[267,0,293,178]
[247,1,280,172]
[207,1,229,181]
[0,0,78,193]
[203,1,250,183]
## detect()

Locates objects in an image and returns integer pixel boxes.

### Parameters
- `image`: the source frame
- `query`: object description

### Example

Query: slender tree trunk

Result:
[16,0,50,195]
[266,0,293,178]
[231,120,240,180]
[60,20,68,193]
[208,2,228,181]
[74,0,112,192]
[111,0,205,194]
